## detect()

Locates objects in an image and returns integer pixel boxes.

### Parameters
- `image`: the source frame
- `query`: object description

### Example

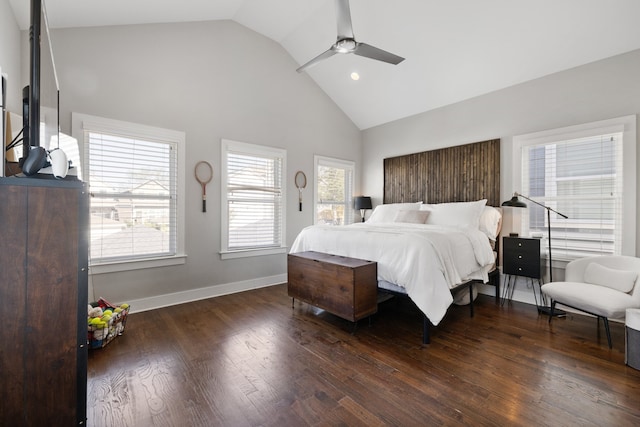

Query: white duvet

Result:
[289,222,495,326]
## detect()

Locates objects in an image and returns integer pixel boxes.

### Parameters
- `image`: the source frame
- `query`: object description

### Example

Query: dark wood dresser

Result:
[0,177,89,425]
[288,251,377,322]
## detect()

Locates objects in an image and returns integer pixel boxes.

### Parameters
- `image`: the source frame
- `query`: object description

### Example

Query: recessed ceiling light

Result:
[350,72,360,81]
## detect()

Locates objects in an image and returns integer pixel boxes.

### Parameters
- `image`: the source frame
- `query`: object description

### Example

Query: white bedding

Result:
[289,222,495,326]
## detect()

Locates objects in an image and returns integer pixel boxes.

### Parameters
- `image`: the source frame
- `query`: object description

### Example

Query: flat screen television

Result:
[21,0,60,176]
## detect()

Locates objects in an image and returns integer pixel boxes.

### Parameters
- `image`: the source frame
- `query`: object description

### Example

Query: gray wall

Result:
[363,48,640,211]
[48,21,362,306]
[0,0,21,112]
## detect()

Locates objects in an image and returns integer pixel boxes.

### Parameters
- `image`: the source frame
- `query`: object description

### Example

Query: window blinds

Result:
[225,150,284,251]
[86,131,178,262]
[521,132,623,259]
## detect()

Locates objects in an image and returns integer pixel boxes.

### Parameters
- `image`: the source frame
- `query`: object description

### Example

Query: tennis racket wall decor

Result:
[294,171,307,211]
[195,161,213,212]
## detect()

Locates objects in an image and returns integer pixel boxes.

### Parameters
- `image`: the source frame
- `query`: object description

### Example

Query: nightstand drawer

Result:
[504,259,540,277]
[503,237,541,278]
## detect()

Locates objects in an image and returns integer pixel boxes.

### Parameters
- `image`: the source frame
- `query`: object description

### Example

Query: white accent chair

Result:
[540,255,640,349]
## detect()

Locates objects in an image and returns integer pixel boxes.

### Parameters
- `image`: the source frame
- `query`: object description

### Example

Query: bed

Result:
[290,138,501,343]
[290,200,501,336]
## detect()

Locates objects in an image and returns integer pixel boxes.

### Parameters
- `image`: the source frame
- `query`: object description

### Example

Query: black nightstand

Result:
[501,236,542,304]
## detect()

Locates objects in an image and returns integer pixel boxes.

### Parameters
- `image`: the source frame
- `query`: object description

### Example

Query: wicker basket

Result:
[88,298,130,349]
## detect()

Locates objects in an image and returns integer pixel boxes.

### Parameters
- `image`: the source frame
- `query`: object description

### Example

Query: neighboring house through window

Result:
[314,155,355,225]
[513,115,636,261]
[221,139,287,259]
[72,113,186,273]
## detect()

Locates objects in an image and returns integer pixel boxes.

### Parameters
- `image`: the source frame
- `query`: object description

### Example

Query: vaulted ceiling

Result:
[9,0,640,129]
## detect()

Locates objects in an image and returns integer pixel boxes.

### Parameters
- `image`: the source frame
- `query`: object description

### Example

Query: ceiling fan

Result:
[296,0,405,73]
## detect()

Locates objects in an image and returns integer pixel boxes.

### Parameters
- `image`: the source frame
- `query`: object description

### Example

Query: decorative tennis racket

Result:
[295,171,307,211]
[195,161,213,212]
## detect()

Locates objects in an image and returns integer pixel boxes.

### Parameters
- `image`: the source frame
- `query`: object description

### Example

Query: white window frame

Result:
[72,113,186,274]
[314,155,355,225]
[220,139,287,259]
[512,115,636,261]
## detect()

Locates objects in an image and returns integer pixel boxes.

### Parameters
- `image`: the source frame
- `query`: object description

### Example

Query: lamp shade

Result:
[501,195,527,208]
[354,196,372,210]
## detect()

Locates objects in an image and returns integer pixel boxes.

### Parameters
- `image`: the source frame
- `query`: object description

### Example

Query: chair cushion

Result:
[541,281,637,319]
[584,262,638,293]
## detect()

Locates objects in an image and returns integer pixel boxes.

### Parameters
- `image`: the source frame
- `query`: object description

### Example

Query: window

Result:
[221,139,286,259]
[72,113,185,272]
[314,156,354,225]
[514,115,636,261]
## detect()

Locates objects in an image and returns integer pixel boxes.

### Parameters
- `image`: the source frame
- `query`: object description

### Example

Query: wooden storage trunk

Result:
[288,251,378,322]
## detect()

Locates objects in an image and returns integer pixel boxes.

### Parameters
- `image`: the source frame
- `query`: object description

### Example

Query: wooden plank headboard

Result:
[383,139,500,207]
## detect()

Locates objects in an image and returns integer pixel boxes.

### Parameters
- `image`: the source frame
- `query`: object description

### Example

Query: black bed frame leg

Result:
[423,315,431,344]
[468,283,475,318]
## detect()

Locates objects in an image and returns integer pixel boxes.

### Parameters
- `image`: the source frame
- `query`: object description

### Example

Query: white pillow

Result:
[394,210,430,224]
[585,263,638,293]
[421,199,487,229]
[367,202,422,223]
[479,206,502,241]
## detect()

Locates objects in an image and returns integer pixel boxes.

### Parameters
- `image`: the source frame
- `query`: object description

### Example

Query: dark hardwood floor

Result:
[87,284,640,426]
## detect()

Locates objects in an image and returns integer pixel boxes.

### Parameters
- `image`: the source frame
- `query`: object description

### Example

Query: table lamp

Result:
[354,196,372,222]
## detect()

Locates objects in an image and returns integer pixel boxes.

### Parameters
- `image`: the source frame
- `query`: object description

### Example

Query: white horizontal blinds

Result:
[522,132,623,259]
[226,149,283,250]
[315,157,354,225]
[87,131,177,262]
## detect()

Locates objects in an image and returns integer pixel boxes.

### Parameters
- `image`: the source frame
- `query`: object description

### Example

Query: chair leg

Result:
[601,317,612,349]
[548,300,556,324]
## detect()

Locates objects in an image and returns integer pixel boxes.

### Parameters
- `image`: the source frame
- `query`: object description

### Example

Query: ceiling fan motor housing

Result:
[335,38,357,53]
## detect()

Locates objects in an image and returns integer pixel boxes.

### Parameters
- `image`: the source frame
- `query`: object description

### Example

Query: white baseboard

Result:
[125,274,287,314]
[128,274,535,315]
[476,276,614,320]
[126,273,613,323]
[477,277,539,305]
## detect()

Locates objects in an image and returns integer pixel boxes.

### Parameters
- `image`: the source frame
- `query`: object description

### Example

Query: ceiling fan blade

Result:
[296,48,338,73]
[335,0,354,40]
[353,42,405,65]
